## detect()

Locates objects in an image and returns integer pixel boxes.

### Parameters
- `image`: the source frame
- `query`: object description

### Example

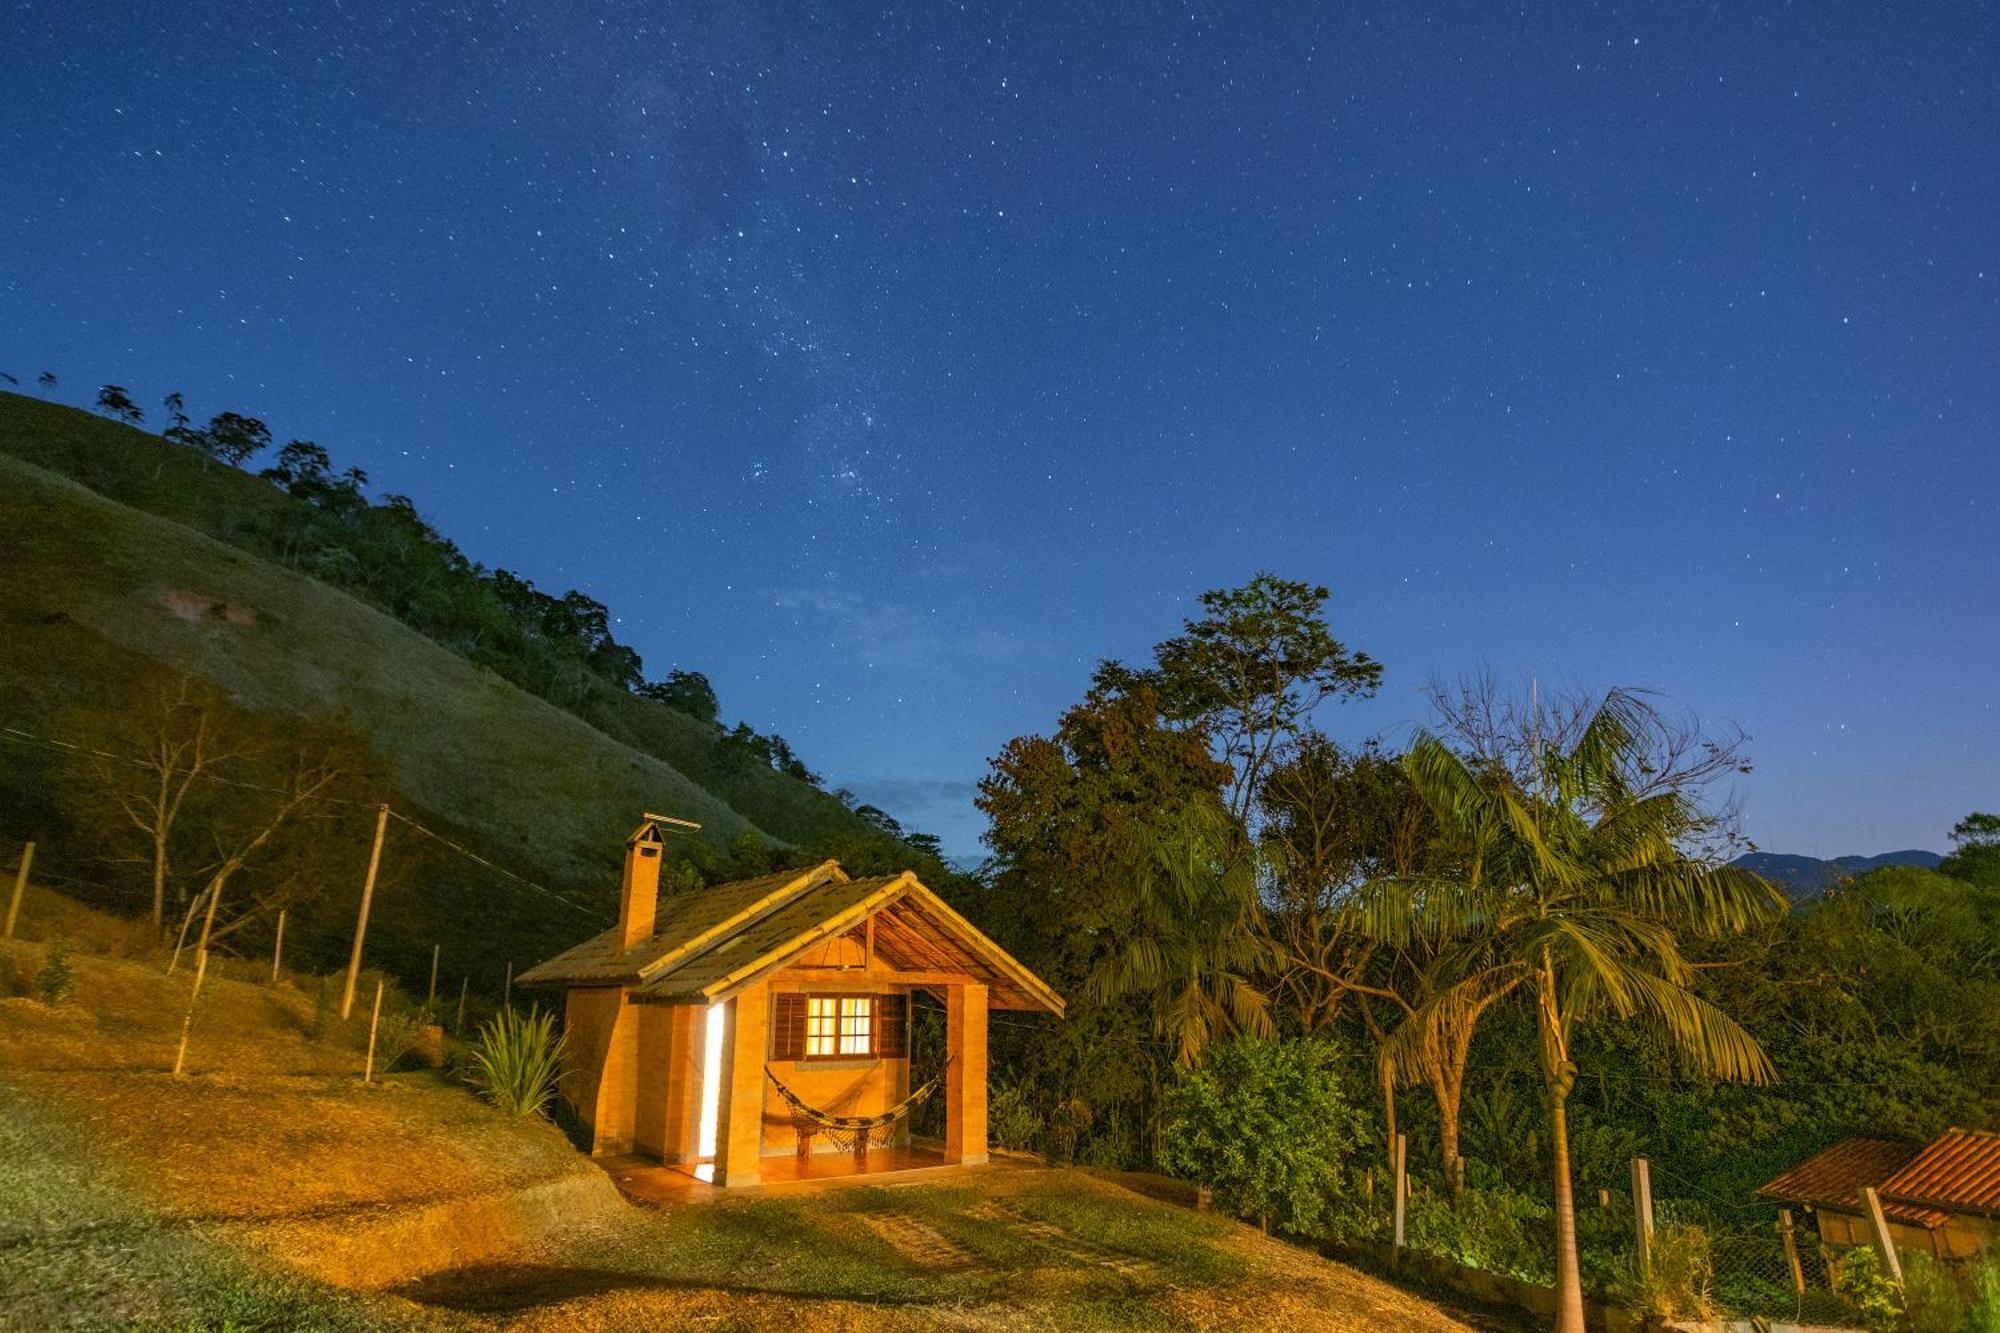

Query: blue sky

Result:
[4,2,1994,857]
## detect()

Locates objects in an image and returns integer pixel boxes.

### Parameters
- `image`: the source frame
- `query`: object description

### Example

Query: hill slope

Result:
[0,390,922,982]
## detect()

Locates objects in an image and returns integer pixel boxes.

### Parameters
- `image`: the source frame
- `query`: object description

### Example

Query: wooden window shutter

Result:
[875,992,908,1059]
[772,993,807,1061]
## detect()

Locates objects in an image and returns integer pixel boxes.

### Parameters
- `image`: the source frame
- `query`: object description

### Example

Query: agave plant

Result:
[467,1006,567,1118]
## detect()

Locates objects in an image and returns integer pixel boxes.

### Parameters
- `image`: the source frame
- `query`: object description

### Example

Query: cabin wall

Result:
[1813,1208,1990,1261]
[761,968,912,1156]
[560,986,638,1154]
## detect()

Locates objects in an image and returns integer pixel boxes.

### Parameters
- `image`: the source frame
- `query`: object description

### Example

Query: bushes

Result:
[1160,1037,1368,1235]
[465,1007,565,1118]
[1403,1185,1554,1284]
[986,1081,1039,1154]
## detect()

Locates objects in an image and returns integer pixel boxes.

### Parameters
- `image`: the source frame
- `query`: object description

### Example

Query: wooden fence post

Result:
[427,943,440,1010]
[1778,1208,1806,1295]
[503,960,513,1012]
[270,908,286,983]
[363,978,385,1083]
[1632,1157,1656,1287]
[1859,1186,1903,1286]
[340,804,390,1021]
[171,949,209,1078]
[1392,1132,1408,1250]
[5,841,35,940]
[454,975,468,1035]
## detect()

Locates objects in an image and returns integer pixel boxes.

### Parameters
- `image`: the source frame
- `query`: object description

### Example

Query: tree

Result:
[37,370,56,395]
[1941,811,2000,888]
[163,391,188,429]
[641,669,721,725]
[0,372,16,387]
[95,384,144,424]
[1361,689,1784,1333]
[200,412,273,467]
[1095,572,1380,822]
[56,673,237,928]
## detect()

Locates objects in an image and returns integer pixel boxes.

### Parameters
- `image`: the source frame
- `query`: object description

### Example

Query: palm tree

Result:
[1087,796,1273,1067]
[1361,690,1784,1333]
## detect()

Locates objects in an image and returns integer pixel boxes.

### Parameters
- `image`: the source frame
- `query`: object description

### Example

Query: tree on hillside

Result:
[37,370,57,394]
[1,372,16,387]
[56,673,239,929]
[1359,689,1785,1333]
[200,411,273,467]
[1941,811,2000,888]
[174,729,351,971]
[163,391,188,429]
[95,384,144,424]
[641,669,721,725]
[1095,573,1380,823]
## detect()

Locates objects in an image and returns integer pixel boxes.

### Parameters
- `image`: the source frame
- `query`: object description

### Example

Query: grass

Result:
[0,891,1494,1331]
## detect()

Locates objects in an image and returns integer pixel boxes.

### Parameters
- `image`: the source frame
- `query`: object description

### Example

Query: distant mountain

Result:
[1730,849,1943,901]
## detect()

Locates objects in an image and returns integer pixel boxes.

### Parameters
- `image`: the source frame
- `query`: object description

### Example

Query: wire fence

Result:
[1360,1150,1869,1327]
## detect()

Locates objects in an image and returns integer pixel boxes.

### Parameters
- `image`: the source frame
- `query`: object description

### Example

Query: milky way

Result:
[4,2,1995,856]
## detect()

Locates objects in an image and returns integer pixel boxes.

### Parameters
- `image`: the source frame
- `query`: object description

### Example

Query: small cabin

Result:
[1758,1129,2000,1261]
[517,821,1064,1187]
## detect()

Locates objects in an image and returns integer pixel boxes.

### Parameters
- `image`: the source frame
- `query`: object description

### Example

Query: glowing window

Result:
[804,995,872,1058]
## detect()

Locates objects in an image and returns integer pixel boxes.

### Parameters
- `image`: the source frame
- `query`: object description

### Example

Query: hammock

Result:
[765,1060,951,1158]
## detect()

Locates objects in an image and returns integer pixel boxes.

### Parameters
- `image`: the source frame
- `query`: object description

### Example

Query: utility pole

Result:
[340,804,390,1021]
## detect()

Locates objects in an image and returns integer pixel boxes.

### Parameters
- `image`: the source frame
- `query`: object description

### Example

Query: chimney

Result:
[619,821,665,950]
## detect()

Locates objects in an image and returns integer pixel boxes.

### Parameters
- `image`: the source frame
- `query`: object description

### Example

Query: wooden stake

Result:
[503,960,513,1012]
[1860,1186,1903,1285]
[454,975,468,1035]
[340,803,390,1020]
[3,841,33,940]
[1632,1157,1656,1287]
[1392,1132,1408,1249]
[363,978,385,1083]
[171,950,209,1078]
[1778,1208,1806,1294]
[1599,1187,1611,1211]
[427,943,440,1009]
[270,908,287,983]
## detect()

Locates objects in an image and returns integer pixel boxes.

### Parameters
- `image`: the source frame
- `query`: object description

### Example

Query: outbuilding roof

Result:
[1755,1136,1953,1229]
[517,860,1063,1014]
[1878,1129,2000,1219]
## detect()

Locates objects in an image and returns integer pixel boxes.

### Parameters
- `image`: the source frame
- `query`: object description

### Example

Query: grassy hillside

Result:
[0,389,881,857]
[0,390,931,984]
[0,891,1491,1332]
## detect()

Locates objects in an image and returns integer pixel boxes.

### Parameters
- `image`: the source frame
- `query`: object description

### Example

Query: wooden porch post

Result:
[713,985,769,1187]
[944,982,989,1165]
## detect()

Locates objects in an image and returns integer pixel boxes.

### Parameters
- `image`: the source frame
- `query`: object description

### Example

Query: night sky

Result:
[4,3,1994,860]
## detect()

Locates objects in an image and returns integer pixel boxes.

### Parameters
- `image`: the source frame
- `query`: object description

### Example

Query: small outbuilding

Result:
[517,819,1064,1188]
[1757,1129,2000,1261]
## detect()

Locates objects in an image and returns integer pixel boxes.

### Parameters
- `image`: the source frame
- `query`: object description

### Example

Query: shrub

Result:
[1403,1184,1554,1284]
[1637,1223,1717,1321]
[36,936,73,1005]
[1902,1251,1968,1333]
[987,1081,1039,1153]
[1831,1246,1904,1333]
[1159,1036,1368,1236]
[466,1006,566,1117]
[1967,1252,2000,1333]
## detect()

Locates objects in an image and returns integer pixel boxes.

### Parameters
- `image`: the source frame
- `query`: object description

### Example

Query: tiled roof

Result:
[516,863,840,986]
[1756,1138,1949,1228]
[518,859,1064,1015]
[1879,1129,2000,1219]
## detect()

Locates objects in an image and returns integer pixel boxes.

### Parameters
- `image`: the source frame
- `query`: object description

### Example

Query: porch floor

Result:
[599,1142,997,1204]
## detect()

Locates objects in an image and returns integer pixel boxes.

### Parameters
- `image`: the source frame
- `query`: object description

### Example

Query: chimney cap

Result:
[629,812,701,845]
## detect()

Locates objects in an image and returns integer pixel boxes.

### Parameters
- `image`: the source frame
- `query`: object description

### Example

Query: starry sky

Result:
[4,2,1995,860]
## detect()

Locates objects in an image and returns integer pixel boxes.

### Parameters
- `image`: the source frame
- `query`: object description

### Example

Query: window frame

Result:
[802,993,874,1061]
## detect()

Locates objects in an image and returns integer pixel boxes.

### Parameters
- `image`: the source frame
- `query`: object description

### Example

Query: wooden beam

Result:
[780,966,977,988]
[1860,1186,1904,1285]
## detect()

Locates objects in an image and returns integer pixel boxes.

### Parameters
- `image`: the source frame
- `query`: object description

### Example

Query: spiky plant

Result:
[467,1006,566,1118]
[1358,689,1785,1333]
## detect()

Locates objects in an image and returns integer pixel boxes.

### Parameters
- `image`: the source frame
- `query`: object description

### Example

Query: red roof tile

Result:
[1879,1129,2000,1219]
[1756,1138,1950,1228]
